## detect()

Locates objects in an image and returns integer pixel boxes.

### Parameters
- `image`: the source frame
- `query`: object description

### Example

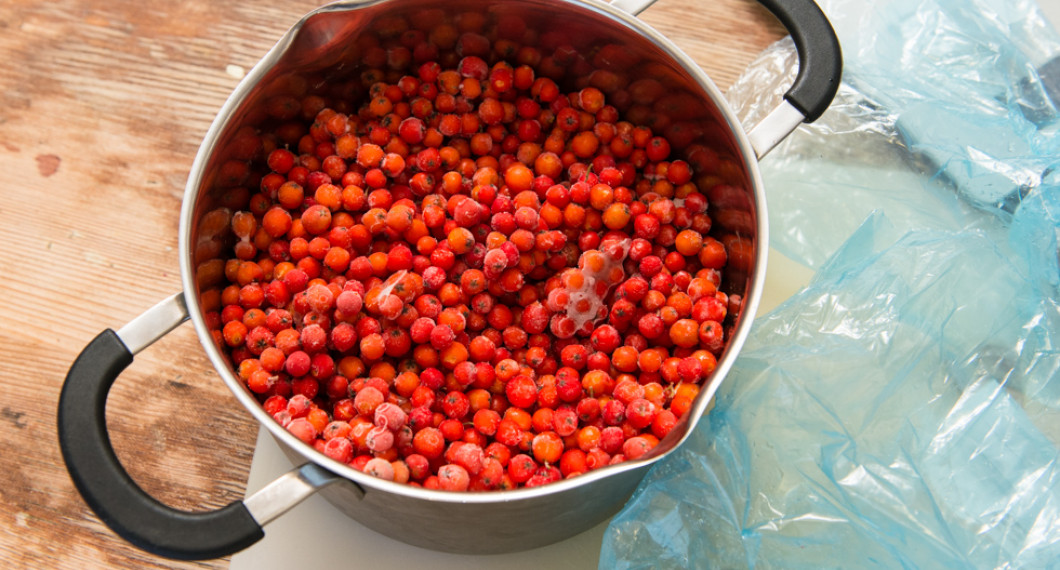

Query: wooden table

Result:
[0,0,782,567]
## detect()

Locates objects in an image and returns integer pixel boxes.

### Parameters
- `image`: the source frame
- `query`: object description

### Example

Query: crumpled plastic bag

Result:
[726,0,1060,268]
[599,0,1060,567]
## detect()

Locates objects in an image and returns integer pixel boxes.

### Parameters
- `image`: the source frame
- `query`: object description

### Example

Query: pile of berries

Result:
[203,25,743,491]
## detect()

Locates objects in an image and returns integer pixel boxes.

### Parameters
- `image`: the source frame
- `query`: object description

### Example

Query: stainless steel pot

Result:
[58,0,840,560]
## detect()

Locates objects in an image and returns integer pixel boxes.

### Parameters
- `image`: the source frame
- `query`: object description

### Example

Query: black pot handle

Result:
[616,0,842,156]
[757,0,843,123]
[58,294,264,560]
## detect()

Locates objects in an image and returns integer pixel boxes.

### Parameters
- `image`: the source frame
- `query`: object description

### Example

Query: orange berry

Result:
[504,163,534,193]
[669,319,699,348]
[447,227,475,254]
[531,431,563,464]
[675,229,703,256]
[570,131,600,158]
[602,203,631,230]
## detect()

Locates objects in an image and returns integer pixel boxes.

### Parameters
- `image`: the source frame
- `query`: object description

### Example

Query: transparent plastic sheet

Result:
[725,0,1060,269]
[724,36,988,270]
[599,0,1060,567]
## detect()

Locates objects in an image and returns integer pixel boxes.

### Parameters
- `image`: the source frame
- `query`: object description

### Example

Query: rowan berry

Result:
[505,375,538,409]
[363,457,397,481]
[530,431,563,465]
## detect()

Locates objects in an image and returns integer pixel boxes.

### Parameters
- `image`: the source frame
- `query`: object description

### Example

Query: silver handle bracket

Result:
[244,463,354,527]
[116,292,190,355]
[746,99,807,159]
[609,0,657,16]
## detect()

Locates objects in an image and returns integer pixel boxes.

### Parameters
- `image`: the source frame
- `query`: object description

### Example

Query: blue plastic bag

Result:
[600,0,1060,567]
[601,208,1060,568]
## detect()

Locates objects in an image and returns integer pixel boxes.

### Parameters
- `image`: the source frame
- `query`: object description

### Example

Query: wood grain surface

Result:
[0,0,781,567]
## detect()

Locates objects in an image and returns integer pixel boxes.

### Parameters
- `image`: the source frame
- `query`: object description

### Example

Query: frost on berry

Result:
[363,457,396,481]
[553,238,631,333]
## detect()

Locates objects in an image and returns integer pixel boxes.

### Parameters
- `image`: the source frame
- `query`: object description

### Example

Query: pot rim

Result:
[178,0,769,504]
